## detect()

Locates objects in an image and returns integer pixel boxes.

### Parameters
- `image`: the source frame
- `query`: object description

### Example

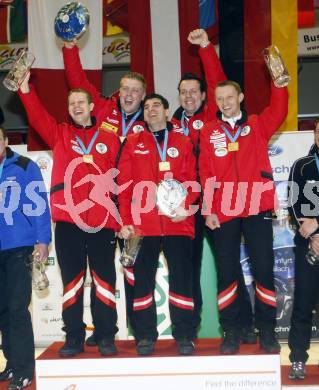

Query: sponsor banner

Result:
[298,26,319,56]
[240,131,318,339]
[0,42,27,70]
[102,34,130,65]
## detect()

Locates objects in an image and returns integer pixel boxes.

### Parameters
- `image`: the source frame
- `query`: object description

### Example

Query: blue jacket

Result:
[0,147,51,250]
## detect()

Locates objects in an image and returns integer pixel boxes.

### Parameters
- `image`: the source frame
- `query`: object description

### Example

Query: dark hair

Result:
[215,80,242,94]
[68,88,93,104]
[143,93,169,109]
[178,73,206,93]
[0,127,7,140]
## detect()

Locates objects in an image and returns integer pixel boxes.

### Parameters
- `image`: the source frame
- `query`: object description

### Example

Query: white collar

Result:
[222,112,242,129]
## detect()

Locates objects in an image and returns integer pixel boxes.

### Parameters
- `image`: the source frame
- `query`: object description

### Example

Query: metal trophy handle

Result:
[54,2,90,41]
[263,45,291,88]
[3,50,35,92]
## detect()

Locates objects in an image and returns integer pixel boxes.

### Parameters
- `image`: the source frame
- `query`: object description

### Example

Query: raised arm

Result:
[62,40,107,113]
[18,73,60,148]
[188,29,226,119]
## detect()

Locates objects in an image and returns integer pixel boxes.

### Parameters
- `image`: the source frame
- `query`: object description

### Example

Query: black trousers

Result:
[0,246,34,378]
[206,212,276,332]
[55,222,118,341]
[288,245,319,363]
[125,236,194,342]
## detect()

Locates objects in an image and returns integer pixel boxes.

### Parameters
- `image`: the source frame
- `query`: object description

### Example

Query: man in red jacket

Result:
[118,93,199,356]
[18,73,121,358]
[172,29,255,342]
[63,40,147,140]
[199,73,288,354]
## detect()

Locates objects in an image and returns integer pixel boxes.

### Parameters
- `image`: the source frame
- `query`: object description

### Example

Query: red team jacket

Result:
[117,126,199,238]
[19,87,121,231]
[171,43,226,148]
[199,84,288,224]
[62,46,146,137]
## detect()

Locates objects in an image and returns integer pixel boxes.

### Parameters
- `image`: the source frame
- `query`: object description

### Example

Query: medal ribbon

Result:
[75,130,99,155]
[221,124,242,144]
[0,157,6,180]
[181,111,190,136]
[121,108,142,137]
[152,129,169,162]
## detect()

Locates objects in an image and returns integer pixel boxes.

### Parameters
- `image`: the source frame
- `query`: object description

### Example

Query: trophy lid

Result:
[156,179,187,217]
[54,2,90,41]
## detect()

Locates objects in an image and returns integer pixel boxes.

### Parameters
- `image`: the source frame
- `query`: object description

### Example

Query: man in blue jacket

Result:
[0,127,51,390]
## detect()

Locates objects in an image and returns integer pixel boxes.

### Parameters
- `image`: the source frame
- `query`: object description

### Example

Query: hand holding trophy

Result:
[31,253,49,291]
[263,45,291,88]
[119,227,143,268]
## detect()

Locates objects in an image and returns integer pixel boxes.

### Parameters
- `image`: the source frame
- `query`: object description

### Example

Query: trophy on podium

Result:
[3,50,35,92]
[263,45,291,88]
[54,2,90,41]
[119,235,143,268]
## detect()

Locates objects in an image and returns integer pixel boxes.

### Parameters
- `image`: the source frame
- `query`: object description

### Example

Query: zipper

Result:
[152,133,164,236]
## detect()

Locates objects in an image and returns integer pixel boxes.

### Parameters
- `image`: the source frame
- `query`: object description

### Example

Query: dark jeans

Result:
[0,246,34,378]
[288,245,319,363]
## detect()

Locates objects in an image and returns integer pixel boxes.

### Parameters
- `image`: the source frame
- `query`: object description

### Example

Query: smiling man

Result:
[18,73,121,359]
[199,73,288,354]
[117,93,199,356]
[62,40,146,141]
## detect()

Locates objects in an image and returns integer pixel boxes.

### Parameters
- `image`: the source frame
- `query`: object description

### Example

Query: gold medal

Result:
[83,154,93,163]
[159,161,171,171]
[228,142,239,152]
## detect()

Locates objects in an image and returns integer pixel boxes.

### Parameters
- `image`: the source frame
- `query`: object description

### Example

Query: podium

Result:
[36,339,282,390]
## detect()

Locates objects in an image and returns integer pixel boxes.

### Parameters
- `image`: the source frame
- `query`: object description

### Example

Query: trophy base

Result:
[274,74,291,88]
[3,78,19,92]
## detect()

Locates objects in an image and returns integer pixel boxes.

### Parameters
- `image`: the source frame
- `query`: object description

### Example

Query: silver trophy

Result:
[263,45,291,88]
[156,179,187,217]
[32,257,49,291]
[54,2,90,41]
[119,236,143,268]
[3,50,35,92]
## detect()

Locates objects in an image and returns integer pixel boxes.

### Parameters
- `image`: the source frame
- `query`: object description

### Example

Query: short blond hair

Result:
[121,72,146,91]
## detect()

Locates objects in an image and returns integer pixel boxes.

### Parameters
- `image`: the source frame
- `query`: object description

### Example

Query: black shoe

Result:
[85,333,97,347]
[220,330,240,355]
[0,367,13,381]
[288,361,306,380]
[176,339,195,356]
[136,339,155,356]
[8,376,32,390]
[259,330,280,353]
[59,338,84,357]
[98,339,117,356]
[240,326,257,344]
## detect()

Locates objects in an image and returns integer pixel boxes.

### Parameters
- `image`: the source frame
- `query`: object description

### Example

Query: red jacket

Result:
[117,126,198,238]
[199,84,288,224]
[19,87,121,231]
[171,43,226,148]
[62,46,146,137]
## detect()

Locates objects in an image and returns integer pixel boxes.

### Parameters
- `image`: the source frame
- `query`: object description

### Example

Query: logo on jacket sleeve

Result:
[96,143,108,154]
[215,148,228,157]
[192,120,203,130]
[133,125,144,133]
[167,147,179,158]
[240,125,250,136]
